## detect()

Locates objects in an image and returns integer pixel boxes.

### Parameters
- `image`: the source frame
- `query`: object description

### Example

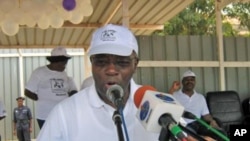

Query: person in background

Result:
[0,99,6,120]
[0,99,7,141]
[13,97,32,141]
[80,75,94,90]
[168,70,227,141]
[24,46,78,129]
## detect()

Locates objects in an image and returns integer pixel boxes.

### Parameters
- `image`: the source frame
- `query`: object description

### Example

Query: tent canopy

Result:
[0,0,249,51]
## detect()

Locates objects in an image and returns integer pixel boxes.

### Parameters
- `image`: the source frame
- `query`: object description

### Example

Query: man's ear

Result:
[134,58,139,67]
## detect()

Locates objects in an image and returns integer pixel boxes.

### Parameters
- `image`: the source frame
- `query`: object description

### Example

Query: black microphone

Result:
[159,113,187,141]
[106,84,124,110]
[182,111,230,141]
[182,111,196,119]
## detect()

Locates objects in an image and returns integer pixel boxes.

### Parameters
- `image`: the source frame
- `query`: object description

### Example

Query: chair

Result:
[242,97,250,116]
[206,90,245,136]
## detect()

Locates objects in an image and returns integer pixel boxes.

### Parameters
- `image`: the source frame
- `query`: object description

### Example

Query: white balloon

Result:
[81,3,93,16]
[26,20,36,28]
[50,12,64,28]
[44,3,54,16]
[69,11,84,24]
[19,0,32,12]
[37,15,50,29]
[25,14,37,27]
[58,7,72,20]
[0,0,17,13]
[1,19,19,36]
[31,6,43,22]
[8,8,23,23]
[0,12,4,25]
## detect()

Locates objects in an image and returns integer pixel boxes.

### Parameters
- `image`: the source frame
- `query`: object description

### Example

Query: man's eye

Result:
[116,60,131,66]
[94,59,108,65]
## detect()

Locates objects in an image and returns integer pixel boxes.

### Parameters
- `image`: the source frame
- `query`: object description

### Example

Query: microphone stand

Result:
[112,110,125,141]
[158,114,179,141]
[179,124,206,141]
[159,126,176,141]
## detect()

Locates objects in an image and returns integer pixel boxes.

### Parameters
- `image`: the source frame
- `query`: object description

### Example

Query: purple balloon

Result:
[62,0,76,11]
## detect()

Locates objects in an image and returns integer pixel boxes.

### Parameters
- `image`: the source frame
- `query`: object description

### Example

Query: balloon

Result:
[0,0,17,13]
[58,7,72,20]
[37,15,50,29]
[25,14,36,27]
[50,12,64,28]
[81,3,93,16]
[62,0,76,11]
[69,10,83,24]
[1,19,19,36]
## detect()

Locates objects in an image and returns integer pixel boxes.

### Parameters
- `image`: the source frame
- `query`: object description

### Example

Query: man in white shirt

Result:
[25,46,78,129]
[37,24,200,141]
[36,24,161,141]
[169,70,227,141]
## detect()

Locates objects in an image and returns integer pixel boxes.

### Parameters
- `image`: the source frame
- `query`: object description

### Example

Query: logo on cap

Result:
[101,30,116,41]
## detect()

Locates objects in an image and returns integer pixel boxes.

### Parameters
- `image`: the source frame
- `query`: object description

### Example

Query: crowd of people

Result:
[0,24,229,141]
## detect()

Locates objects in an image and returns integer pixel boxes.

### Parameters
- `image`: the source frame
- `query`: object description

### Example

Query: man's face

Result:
[17,99,24,106]
[53,60,68,71]
[182,76,196,91]
[90,52,138,98]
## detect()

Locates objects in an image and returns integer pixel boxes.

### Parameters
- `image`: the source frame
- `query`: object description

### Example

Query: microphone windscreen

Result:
[182,111,196,119]
[106,84,124,104]
[134,85,157,108]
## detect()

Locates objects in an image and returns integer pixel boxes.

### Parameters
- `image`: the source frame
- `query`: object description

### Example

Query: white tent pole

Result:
[18,49,25,97]
[215,0,225,91]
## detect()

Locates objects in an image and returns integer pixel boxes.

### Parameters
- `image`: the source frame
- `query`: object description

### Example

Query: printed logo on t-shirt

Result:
[50,78,67,96]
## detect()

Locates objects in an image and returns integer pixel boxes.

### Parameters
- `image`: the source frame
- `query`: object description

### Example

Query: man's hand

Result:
[185,135,216,141]
[168,81,181,94]
[210,120,220,129]
[172,81,181,90]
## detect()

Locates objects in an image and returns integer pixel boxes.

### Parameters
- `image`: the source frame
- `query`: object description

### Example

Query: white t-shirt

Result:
[173,89,209,124]
[25,66,77,120]
[0,100,7,118]
[37,80,159,141]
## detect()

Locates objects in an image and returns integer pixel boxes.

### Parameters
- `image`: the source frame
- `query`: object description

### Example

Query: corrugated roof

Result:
[0,0,248,51]
[0,0,195,51]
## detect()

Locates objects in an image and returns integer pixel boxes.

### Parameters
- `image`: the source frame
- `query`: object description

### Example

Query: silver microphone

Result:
[106,84,124,109]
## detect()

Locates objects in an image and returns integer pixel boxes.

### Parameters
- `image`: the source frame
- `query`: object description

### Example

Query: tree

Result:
[154,0,237,36]
[223,2,250,36]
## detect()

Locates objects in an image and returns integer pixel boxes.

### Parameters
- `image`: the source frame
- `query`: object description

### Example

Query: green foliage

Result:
[154,0,248,36]
[222,22,238,37]
[223,3,250,31]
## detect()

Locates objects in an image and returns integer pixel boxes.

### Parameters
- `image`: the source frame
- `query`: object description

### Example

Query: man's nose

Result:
[105,62,119,74]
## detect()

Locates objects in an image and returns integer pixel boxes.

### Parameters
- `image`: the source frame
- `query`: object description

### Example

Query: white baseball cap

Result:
[182,70,196,80]
[50,46,70,58]
[88,24,138,56]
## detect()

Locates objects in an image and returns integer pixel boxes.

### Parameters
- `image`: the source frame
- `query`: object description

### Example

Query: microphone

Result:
[106,84,124,110]
[134,85,186,140]
[159,113,187,141]
[182,111,196,120]
[183,111,230,141]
